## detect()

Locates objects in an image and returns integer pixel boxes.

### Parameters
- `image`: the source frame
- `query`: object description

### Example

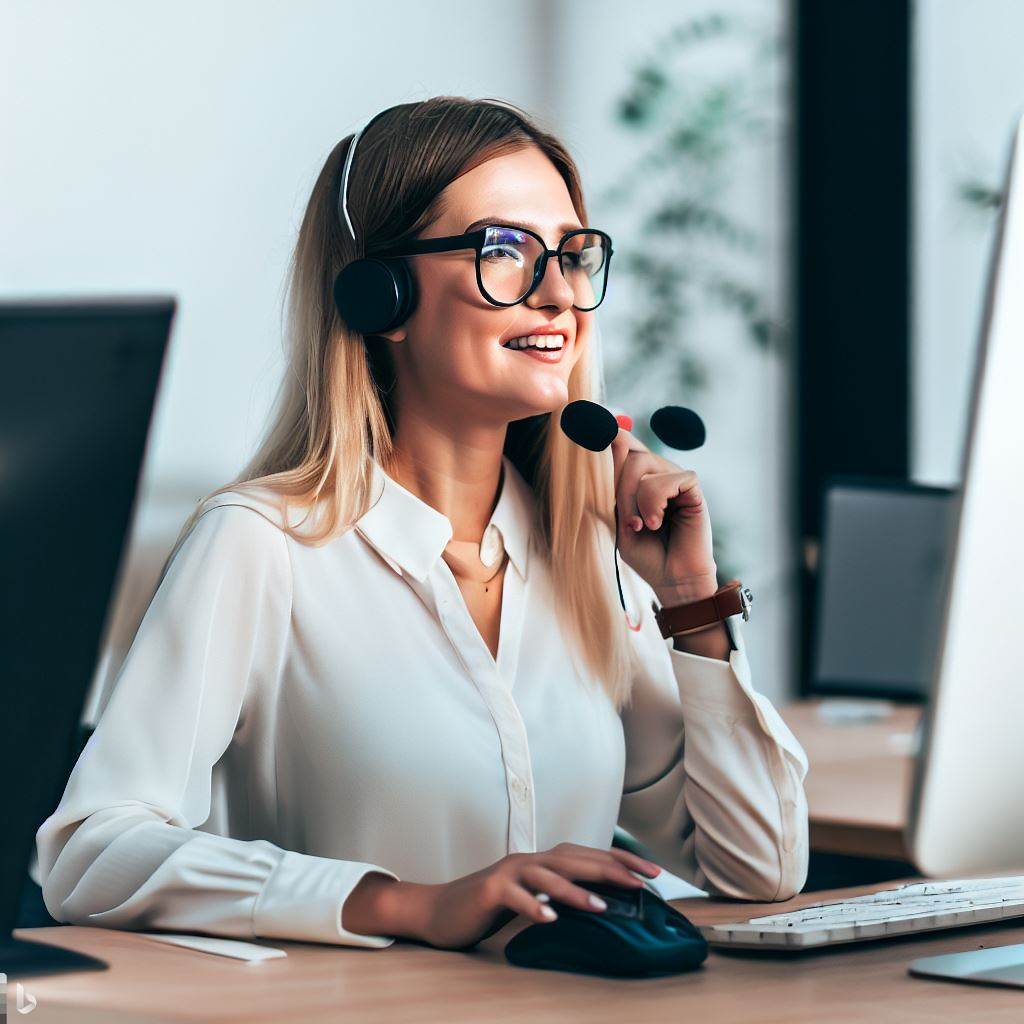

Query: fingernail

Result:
[632,516,642,532]
[588,894,607,911]
[541,906,558,921]
[535,892,550,903]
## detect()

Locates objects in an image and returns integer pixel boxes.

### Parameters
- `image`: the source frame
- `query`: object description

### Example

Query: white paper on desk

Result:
[642,865,709,901]
[138,933,287,962]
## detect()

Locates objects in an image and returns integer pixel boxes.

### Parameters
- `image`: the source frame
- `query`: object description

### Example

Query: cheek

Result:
[421,300,519,371]
[571,317,591,362]
[418,261,504,333]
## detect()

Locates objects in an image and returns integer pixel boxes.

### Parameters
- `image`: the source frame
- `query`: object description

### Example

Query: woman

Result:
[35,96,808,952]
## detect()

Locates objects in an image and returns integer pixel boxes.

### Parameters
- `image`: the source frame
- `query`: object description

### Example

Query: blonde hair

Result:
[171,95,641,711]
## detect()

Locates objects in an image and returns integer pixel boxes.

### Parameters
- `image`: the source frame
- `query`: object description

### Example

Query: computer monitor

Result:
[909,113,1024,879]
[812,477,957,701]
[0,297,175,976]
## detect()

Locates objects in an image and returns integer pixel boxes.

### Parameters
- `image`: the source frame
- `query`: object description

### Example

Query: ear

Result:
[373,327,407,344]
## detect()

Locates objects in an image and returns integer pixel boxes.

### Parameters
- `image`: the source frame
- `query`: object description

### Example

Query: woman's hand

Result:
[608,425,719,605]
[354,842,662,951]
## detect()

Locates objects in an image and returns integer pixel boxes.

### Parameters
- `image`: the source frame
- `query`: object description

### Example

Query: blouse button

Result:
[511,775,529,802]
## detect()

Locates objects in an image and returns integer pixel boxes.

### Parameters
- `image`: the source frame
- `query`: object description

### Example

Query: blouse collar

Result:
[354,454,535,584]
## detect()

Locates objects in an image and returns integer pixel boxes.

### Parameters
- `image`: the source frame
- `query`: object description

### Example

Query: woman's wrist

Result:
[671,620,732,661]
[654,570,733,662]
[653,570,719,608]
[343,872,433,942]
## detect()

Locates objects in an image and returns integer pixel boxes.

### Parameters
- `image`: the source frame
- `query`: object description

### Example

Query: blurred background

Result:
[1,0,1021,729]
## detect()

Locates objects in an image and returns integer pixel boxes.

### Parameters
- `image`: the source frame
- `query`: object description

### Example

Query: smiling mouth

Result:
[500,335,569,363]
[501,332,569,352]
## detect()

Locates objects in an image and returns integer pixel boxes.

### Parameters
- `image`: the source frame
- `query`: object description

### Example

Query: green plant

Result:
[596,12,784,586]
[597,12,786,441]
[958,178,1002,211]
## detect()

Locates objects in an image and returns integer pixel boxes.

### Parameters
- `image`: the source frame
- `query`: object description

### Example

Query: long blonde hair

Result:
[172,95,641,710]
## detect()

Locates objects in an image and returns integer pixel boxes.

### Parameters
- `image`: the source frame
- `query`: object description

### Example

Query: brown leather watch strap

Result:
[654,579,753,640]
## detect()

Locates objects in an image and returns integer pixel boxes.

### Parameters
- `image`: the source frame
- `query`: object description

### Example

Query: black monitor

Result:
[811,475,958,701]
[0,297,175,976]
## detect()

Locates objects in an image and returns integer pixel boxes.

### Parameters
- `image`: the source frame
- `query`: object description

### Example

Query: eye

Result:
[481,226,530,264]
[481,244,525,265]
[565,244,604,274]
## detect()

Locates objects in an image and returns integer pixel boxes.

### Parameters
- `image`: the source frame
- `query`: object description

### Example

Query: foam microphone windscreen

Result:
[559,400,619,452]
[650,406,706,451]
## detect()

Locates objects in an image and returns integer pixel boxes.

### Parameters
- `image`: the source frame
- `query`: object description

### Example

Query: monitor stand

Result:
[1,934,108,978]
[910,944,1024,988]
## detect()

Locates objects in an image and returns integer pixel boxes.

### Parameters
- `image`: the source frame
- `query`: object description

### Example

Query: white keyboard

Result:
[703,877,1024,949]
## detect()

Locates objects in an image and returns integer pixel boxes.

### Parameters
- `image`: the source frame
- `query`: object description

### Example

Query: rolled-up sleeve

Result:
[617,580,809,902]
[35,503,400,948]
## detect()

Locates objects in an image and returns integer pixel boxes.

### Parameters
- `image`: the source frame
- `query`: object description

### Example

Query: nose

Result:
[526,250,576,311]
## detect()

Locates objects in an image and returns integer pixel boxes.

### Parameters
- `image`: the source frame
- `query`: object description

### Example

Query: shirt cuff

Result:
[667,615,756,714]
[252,849,400,948]
[668,615,808,777]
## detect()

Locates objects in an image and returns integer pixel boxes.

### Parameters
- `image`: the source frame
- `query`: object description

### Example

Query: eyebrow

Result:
[463,217,585,236]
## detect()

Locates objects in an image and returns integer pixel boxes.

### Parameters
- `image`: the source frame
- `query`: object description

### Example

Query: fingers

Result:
[609,426,684,533]
[496,845,664,928]
[500,877,561,924]
[605,846,662,877]
[540,850,653,891]
[553,841,661,878]
[608,425,648,497]
[608,428,630,498]
[633,469,700,532]
[520,863,615,915]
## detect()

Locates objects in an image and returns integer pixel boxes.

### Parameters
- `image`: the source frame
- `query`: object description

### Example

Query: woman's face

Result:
[378,144,592,431]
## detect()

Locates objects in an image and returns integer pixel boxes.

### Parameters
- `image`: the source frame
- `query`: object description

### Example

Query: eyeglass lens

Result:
[479,227,609,310]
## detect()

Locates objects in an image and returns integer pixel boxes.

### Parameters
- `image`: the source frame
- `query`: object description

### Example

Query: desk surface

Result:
[781,699,922,859]
[13,878,1024,1023]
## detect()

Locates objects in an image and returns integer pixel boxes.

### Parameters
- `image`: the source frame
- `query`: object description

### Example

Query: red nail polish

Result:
[615,414,633,432]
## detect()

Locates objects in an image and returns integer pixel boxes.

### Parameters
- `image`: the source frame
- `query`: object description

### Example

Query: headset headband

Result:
[337,98,527,245]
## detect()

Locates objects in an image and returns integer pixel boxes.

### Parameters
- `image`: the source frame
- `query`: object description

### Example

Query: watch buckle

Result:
[739,585,754,621]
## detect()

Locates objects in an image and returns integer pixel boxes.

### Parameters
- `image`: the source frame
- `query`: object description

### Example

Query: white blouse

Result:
[35,453,809,950]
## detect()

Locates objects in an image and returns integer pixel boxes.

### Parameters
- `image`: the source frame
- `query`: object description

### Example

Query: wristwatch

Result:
[654,579,753,640]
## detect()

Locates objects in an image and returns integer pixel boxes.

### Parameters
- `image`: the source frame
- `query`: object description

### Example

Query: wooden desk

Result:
[12,880,1024,1023]
[781,699,923,860]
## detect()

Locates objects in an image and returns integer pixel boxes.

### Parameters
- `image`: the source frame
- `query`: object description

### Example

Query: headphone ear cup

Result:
[333,257,416,335]
[385,256,416,329]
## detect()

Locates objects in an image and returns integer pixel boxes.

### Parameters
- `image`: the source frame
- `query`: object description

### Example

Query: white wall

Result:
[2,0,794,709]
[913,0,1024,486]
[1,0,550,492]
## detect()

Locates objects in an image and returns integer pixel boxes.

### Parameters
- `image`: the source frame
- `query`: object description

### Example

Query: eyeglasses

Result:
[371,223,614,311]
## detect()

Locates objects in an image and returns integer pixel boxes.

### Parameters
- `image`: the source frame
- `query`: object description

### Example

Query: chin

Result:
[521,391,572,419]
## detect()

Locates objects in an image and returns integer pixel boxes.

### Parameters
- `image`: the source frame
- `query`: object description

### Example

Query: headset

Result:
[332,98,533,337]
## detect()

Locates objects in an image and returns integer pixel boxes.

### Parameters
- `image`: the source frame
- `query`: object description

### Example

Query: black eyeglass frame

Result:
[371,223,615,311]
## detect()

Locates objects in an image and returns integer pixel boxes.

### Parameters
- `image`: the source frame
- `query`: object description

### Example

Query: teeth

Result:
[502,334,565,350]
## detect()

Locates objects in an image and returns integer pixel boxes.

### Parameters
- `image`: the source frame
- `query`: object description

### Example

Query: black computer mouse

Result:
[503,879,708,978]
